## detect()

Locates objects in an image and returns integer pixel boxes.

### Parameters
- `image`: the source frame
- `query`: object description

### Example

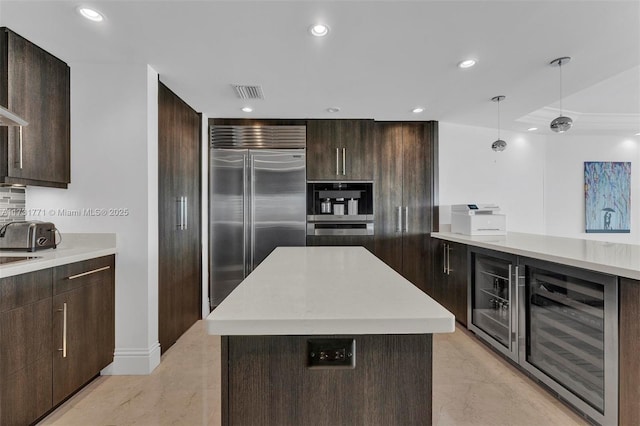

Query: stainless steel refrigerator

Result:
[209,125,306,308]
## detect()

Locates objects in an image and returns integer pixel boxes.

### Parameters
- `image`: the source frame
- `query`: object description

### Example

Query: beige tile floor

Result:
[39,321,587,426]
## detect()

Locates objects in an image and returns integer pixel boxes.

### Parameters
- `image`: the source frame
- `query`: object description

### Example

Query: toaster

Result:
[0,221,57,251]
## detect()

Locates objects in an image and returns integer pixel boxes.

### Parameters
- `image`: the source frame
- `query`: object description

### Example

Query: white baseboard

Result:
[101,342,161,375]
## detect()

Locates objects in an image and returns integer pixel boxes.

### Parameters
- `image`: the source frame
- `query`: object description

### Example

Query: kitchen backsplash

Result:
[0,187,26,224]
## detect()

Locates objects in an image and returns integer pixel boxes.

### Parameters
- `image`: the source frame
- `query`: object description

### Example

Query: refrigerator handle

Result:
[243,155,249,277]
[249,154,256,272]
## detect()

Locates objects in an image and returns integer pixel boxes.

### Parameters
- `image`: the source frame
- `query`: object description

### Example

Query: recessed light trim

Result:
[527,127,538,131]
[309,24,330,37]
[241,107,253,113]
[326,107,340,113]
[458,59,476,69]
[77,7,104,22]
[412,107,425,113]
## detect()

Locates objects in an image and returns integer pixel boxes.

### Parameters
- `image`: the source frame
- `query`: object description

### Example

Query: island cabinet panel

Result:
[0,27,70,188]
[619,277,640,426]
[221,334,432,426]
[306,119,374,180]
[374,121,438,292]
[0,270,52,426]
[306,234,374,252]
[158,81,202,354]
[430,238,468,325]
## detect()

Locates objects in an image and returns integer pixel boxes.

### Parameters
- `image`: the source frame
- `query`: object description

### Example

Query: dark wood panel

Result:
[0,269,51,312]
[619,277,640,426]
[158,81,202,354]
[401,122,434,291]
[373,122,403,274]
[342,119,374,180]
[0,354,52,426]
[224,334,432,426]
[1,28,70,187]
[447,241,468,326]
[53,255,114,295]
[306,119,340,180]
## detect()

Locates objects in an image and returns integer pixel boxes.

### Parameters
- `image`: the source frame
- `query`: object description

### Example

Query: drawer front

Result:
[0,269,52,312]
[53,255,115,295]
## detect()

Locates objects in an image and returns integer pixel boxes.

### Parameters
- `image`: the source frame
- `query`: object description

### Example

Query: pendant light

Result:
[549,57,573,133]
[491,95,507,152]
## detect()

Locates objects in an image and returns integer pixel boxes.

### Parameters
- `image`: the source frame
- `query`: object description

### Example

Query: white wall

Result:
[26,63,160,374]
[438,122,547,234]
[544,133,640,244]
[439,122,640,245]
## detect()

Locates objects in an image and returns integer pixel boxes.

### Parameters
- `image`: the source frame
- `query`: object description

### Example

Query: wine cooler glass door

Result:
[469,250,518,361]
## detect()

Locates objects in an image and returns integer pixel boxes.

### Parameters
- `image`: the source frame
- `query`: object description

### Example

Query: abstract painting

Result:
[584,162,631,233]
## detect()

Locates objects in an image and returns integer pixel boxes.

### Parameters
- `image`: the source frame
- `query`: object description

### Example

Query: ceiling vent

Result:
[232,84,264,100]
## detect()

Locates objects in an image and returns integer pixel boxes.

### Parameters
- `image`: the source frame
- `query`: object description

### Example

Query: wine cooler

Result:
[468,248,519,362]
[519,258,618,426]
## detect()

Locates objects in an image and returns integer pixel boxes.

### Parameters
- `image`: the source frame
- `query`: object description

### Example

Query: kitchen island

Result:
[206,246,454,426]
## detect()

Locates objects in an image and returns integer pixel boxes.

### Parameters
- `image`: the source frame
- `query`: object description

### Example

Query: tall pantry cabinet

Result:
[158,82,201,354]
[374,122,438,293]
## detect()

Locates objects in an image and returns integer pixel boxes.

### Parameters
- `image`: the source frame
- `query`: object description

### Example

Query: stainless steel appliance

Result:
[468,247,519,362]
[306,181,374,236]
[518,258,618,426]
[0,221,57,251]
[209,125,306,308]
[468,247,619,425]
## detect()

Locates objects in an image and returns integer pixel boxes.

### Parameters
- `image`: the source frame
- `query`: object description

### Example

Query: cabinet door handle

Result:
[396,206,402,232]
[18,126,23,169]
[57,302,67,358]
[403,206,408,232]
[177,196,188,230]
[447,245,451,275]
[335,148,340,176]
[443,244,447,274]
[342,147,346,175]
[67,265,111,280]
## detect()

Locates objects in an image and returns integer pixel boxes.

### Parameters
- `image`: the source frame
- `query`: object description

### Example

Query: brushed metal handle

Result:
[176,196,187,230]
[443,244,447,274]
[447,244,451,275]
[403,206,408,233]
[335,148,339,176]
[396,206,402,232]
[18,126,23,169]
[342,147,346,175]
[57,303,67,358]
[67,265,111,280]
[182,196,188,230]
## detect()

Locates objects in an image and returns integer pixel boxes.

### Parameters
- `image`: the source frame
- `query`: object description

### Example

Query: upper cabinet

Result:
[306,119,374,180]
[0,28,70,188]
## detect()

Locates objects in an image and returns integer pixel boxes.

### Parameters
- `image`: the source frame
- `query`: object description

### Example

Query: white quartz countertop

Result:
[0,233,116,278]
[432,231,640,280]
[206,246,455,336]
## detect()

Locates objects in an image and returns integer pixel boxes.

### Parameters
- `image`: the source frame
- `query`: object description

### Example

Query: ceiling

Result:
[1,0,639,135]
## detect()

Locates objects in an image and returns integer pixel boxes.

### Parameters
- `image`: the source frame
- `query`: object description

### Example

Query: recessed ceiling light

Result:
[77,7,104,22]
[241,107,253,113]
[527,127,538,131]
[326,107,340,113]
[309,24,330,37]
[458,59,476,69]
[412,107,425,114]
[635,132,640,136]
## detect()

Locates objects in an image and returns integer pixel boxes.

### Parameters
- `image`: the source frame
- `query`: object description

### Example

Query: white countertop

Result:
[0,233,117,278]
[206,246,455,336]
[432,231,640,280]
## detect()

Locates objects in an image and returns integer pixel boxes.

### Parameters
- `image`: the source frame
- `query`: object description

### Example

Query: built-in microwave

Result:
[306,181,374,236]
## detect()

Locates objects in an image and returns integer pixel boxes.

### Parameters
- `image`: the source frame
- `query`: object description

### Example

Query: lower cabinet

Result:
[0,255,115,425]
[430,238,468,326]
[306,235,375,252]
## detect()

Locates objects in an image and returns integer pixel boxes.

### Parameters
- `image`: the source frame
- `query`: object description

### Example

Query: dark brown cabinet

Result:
[0,27,70,188]
[431,238,468,326]
[51,256,115,405]
[306,235,374,252]
[373,122,438,292]
[158,82,201,354]
[0,256,114,425]
[619,277,640,425]
[306,119,374,180]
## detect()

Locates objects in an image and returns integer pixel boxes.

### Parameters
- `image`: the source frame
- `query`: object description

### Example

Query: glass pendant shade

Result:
[491,95,507,151]
[550,57,572,133]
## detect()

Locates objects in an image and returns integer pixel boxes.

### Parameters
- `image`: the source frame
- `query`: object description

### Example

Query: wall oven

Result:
[306,181,374,236]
